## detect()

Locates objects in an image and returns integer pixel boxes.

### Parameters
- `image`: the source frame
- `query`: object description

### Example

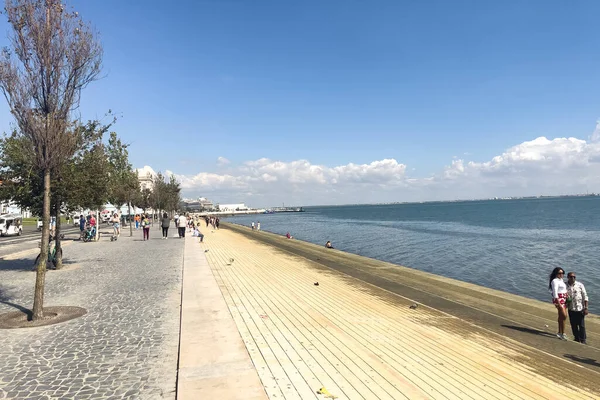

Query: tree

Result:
[150,172,167,215]
[134,187,152,213]
[0,0,103,319]
[61,121,112,213]
[0,130,44,216]
[150,172,181,217]
[166,174,182,213]
[0,120,113,269]
[106,132,139,236]
[51,120,111,267]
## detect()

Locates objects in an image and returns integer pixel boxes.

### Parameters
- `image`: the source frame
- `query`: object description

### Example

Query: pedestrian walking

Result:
[257,221,261,231]
[112,213,120,237]
[50,216,56,237]
[142,214,150,241]
[178,214,187,238]
[549,267,568,340]
[251,221,255,230]
[79,214,85,240]
[567,272,589,344]
[161,212,170,239]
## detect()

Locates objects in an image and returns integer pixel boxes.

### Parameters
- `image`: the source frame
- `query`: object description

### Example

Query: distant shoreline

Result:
[301,193,600,209]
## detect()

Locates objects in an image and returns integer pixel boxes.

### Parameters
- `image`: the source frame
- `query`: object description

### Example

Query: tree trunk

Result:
[54,197,63,270]
[128,200,133,237]
[95,210,99,241]
[32,169,51,320]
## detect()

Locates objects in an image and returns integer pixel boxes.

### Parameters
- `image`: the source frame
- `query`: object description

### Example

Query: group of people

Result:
[549,267,589,343]
[169,213,210,241]
[251,221,261,231]
[204,216,220,229]
[78,213,96,240]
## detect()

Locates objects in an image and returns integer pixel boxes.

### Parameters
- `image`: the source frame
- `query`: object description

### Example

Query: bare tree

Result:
[0,0,102,320]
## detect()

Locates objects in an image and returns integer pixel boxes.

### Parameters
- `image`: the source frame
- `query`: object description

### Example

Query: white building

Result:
[217,203,248,212]
[199,197,214,210]
[0,201,32,217]
[136,165,157,191]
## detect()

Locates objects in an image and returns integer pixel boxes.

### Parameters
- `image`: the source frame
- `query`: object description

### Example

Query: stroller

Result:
[82,225,96,242]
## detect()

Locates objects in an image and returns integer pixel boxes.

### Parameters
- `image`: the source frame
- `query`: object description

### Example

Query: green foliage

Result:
[134,188,152,211]
[0,121,130,214]
[106,132,139,209]
[150,172,181,213]
[0,130,44,215]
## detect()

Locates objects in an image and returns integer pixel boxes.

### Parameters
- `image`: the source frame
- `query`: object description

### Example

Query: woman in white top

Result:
[549,267,568,340]
[112,213,120,237]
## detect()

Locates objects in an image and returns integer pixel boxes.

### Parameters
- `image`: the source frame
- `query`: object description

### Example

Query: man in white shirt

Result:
[566,272,589,344]
[177,214,187,238]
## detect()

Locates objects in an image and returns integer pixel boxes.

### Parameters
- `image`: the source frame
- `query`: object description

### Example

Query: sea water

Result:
[226,197,600,314]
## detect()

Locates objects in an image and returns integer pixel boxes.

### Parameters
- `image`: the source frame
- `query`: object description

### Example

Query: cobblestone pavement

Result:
[0,226,184,399]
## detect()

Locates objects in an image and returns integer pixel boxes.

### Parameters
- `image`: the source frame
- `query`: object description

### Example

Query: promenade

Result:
[1,223,599,399]
[182,223,600,399]
[0,228,183,399]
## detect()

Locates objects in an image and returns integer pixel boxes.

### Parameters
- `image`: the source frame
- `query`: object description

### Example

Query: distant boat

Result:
[270,207,304,213]
[264,209,274,214]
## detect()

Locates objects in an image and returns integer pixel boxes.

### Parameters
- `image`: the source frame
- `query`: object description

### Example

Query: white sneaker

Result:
[557,333,567,341]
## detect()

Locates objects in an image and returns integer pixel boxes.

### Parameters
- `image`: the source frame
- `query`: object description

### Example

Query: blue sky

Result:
[2,1,600,206]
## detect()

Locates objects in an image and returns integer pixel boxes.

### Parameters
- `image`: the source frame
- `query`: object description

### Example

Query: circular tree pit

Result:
[0,306,87,329]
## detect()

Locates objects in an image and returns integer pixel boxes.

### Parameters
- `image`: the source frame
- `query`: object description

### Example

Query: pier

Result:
[178,222,600,399]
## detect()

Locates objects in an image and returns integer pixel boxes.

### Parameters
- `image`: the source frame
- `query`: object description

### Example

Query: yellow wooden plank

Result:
[199,228,598,400]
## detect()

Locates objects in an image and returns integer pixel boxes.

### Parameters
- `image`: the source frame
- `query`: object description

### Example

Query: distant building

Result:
[217,203,248,212]
[136,166,156,191]
[180,200,201,212]
[0,201,32,217]
[199,197,214,210]
[180,196,216,212]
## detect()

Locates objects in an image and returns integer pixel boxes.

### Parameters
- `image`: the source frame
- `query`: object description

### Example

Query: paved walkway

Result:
[177,235,266,399]
[0,227,183,399]
[196,225,600,400]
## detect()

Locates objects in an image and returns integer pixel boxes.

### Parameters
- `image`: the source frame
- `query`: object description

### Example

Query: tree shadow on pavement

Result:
[564,354,600,367]
[0,257,77,272]
[501,324,556,338]
[0,258,36,272]
[0,284,30,315]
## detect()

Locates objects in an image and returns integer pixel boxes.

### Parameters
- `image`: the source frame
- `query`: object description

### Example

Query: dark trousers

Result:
[178,227,185,237]
[143,227,150,241]
[568,310,586,342]
[162,227,169,237]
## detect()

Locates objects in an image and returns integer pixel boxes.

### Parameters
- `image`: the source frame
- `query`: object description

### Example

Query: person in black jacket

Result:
[161,213,170,239]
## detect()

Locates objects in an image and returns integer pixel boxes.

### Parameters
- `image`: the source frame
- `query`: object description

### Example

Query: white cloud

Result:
[216,156,230,166]
[143,125,600,206]
[443,137,600,178]
[431,136,600,200]
[591,120,600,143]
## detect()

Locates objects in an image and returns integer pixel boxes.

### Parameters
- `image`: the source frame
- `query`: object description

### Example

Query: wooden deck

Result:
[188,227,599,400]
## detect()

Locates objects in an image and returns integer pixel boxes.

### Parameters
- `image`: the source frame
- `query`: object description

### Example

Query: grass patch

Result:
[22,217,68,226]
